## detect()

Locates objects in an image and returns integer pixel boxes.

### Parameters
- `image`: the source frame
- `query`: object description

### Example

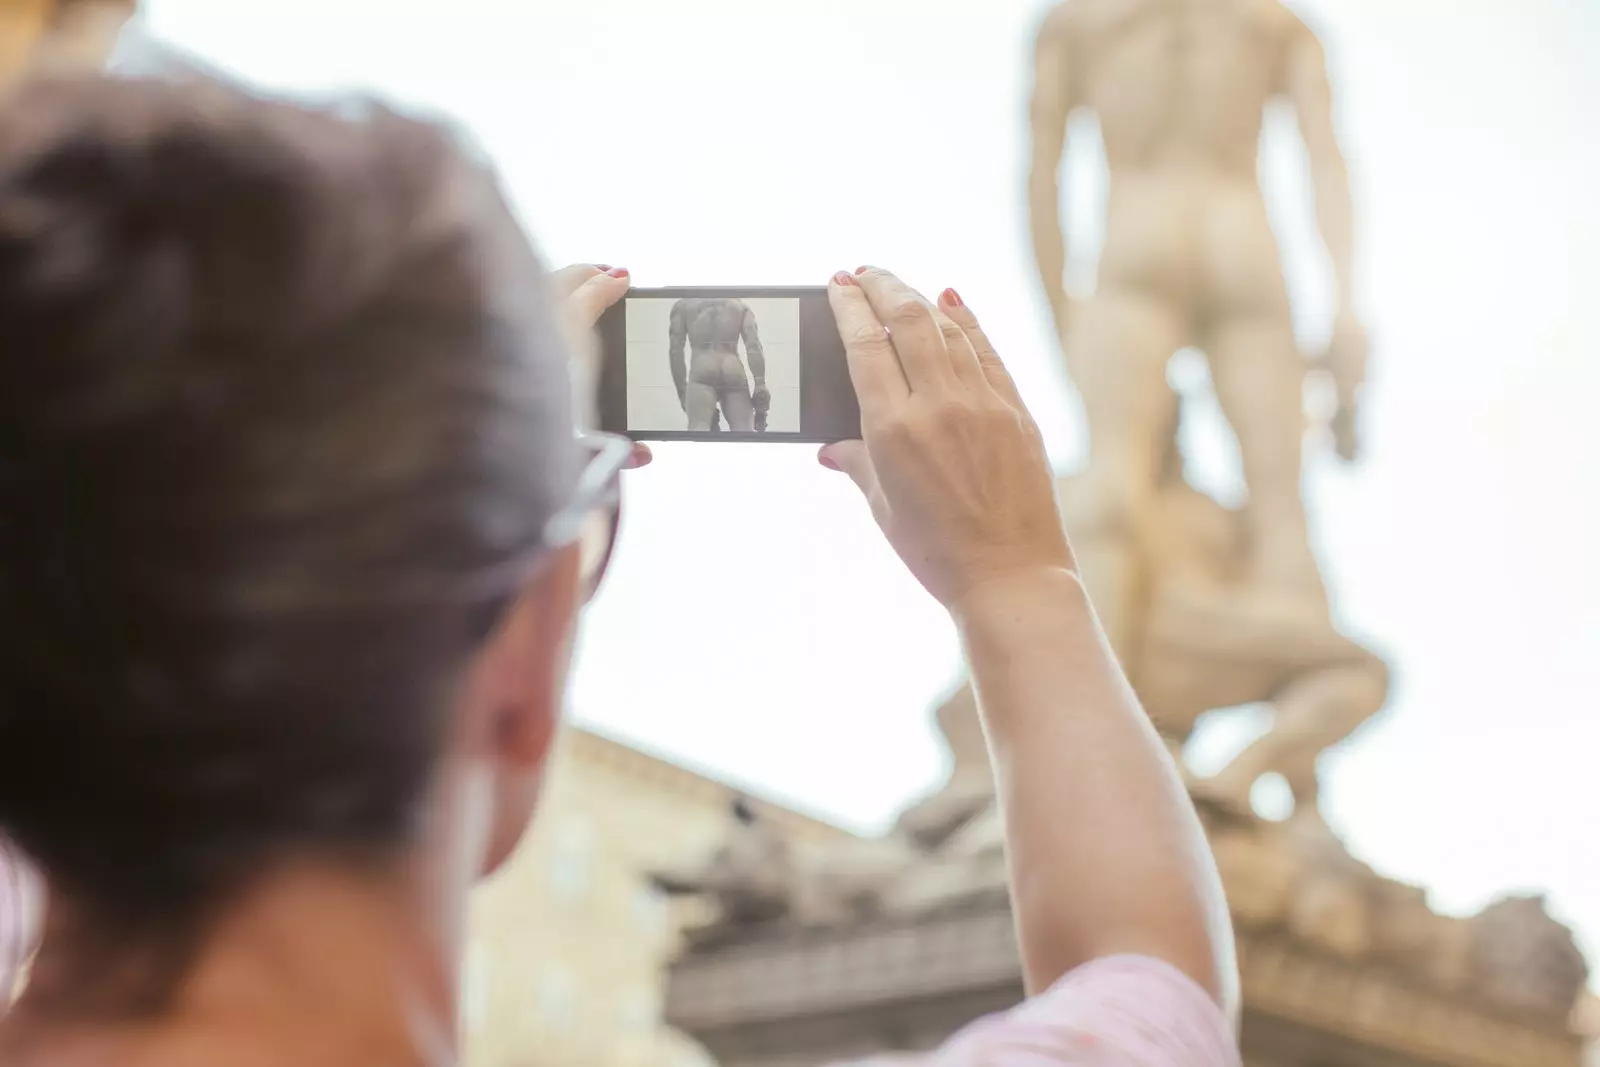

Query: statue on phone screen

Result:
[668,298,769,433]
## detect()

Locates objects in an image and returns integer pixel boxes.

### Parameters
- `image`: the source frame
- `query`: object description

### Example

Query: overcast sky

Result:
[142,0,1599,982]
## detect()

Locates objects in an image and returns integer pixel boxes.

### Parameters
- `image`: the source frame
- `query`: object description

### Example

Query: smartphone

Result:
[595,286,861,443]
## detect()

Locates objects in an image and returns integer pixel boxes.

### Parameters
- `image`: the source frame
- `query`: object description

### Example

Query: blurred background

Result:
[14,0,1600,1063]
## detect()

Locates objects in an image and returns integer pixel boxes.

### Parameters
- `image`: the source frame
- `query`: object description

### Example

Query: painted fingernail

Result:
[607,267,629,278]
[832,271,856,287]
[941,288,963,308]
[595,264,613,272]
[818,452,841,471]
[854,265,872,276]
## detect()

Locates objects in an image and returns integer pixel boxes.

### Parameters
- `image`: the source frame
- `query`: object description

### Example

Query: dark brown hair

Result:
[0,75,578,983]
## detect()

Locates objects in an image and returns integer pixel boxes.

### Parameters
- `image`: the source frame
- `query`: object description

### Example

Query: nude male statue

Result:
[898,392,1389,850]
[668,298,770,432]
[1102,397,1389,816]
[1028,0,1369,663]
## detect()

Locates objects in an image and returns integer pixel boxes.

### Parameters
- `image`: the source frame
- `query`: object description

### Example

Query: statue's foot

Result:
[1283,806,1346,852]
[1189,774,1256,820]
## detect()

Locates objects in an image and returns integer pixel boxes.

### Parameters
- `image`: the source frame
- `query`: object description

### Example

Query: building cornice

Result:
[665,901,1587,1067]
[565,726,856,844]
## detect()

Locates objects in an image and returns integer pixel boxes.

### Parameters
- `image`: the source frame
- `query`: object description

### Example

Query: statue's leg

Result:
[684,382,718,430]
[1201,655,1389,813]
[1060,288,1186,666]
[1205,313,1323,604]
[720,385,754,431]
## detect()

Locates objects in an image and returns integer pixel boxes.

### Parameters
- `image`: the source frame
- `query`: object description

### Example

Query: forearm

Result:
[953,568,1236,1012]
[747,351,766,386]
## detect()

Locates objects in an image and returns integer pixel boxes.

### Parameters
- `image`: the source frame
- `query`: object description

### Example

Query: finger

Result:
[817,440,877,497]
[853,266,956,393]
[930,289,988,394]
[829,271,908,417]
[624,442,653,470]
[551,263,603,298]
[566,268,630,331]
[936,289,1025,409]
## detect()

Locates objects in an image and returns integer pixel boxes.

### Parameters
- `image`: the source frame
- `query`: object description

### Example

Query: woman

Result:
[0,75,1238,1065]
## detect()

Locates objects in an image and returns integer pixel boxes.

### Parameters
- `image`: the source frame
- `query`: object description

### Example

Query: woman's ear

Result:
[458,543,584,875]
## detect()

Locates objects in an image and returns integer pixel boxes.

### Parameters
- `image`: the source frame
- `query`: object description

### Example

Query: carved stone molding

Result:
[665,899,1587,1067]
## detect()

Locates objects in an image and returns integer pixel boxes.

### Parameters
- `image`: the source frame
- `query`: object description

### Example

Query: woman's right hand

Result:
[818,268,1075,612]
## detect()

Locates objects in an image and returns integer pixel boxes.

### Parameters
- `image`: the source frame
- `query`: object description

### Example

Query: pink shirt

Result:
[834,956,1240,1067]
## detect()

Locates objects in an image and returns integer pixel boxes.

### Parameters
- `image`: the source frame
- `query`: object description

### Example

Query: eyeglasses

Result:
[542,431,632,603]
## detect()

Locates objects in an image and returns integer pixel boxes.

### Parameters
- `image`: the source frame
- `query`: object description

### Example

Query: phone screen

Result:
[595,287,861,443]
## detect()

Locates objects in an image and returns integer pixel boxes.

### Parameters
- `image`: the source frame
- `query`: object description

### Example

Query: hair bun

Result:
[0,75,405,433]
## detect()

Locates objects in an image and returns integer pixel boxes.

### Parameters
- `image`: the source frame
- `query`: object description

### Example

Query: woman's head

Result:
[0,75,592,985]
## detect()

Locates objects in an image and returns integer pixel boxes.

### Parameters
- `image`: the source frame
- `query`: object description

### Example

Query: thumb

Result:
[566,268,631,331]
[818,440,877,496]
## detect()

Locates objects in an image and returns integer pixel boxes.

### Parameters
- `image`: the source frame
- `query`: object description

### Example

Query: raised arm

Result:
[668,299,689,411]
[1027,6,1079,333]
[958,570,1237,1013]
[823,270,1238,1025]
[739,303,766,389]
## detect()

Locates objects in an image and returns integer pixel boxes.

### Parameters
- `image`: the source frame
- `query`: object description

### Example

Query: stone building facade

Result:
[463,727,852,1067]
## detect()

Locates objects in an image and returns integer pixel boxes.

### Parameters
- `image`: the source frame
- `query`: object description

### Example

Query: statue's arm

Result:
[1286,19,1357,324]
[1027,6,1079,327]
[739,303,766,388]
[668,300,689,410]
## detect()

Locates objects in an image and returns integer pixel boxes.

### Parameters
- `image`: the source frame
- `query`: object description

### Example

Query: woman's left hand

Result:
[550,263,651,469]
[551,263,630,333]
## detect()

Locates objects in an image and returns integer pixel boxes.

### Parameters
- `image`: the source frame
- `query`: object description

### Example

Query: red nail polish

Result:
[833,271,856,287]
[818,453,840,471]
[607,267,629,278]
[854,266,871,276]
[942,288,963,307]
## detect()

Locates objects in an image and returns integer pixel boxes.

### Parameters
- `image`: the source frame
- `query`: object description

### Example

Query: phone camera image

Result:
[596,287,860,443]
[626,295,799,434]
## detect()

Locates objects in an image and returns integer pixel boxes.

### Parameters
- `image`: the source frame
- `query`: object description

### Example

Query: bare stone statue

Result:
[1027,0,1368,664]
[650,798,921,941]
[650,799,795,932]
[668,298,770,432]
[1092,396,1389,813]
[899,392,1388,829]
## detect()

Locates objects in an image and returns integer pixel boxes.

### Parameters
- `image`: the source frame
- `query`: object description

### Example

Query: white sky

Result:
[141,0,1599,979]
